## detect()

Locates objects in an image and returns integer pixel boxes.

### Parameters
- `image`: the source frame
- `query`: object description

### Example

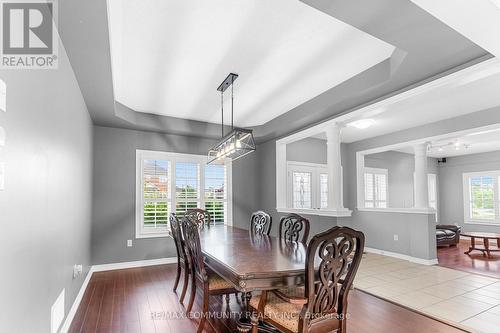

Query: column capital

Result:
[414,142,429,157]
[325,123,341,142]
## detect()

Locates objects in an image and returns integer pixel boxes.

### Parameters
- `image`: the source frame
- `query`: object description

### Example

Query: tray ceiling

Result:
[107,0,395,127]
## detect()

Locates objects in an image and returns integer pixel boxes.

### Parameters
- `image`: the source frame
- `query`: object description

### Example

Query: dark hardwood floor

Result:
[69,264,466,333]
[438,240,500,279]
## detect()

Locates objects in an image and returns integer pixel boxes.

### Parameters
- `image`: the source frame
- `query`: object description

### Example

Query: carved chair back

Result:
[181,216,208,282]
[279,213,310,243]
[250,211,272,236]
[169,213,186,262]
[185,209,212,229]
[302,226,365,331]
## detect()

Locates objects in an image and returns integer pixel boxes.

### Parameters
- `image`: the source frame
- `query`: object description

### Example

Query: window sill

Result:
[136,230,171,239]
[357,207,436,214]
[464,220,500,226]
[276,207,352,217]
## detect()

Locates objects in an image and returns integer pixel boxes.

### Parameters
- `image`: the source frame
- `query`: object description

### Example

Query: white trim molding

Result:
[364,247,438,266]
[277,207,352,217]
[60,257,177,333]
[92,257,177,272]
[357,207,436,214]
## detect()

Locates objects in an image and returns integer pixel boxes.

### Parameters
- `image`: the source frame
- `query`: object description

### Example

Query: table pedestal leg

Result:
[465,237,475,255]
[484,238,491,257]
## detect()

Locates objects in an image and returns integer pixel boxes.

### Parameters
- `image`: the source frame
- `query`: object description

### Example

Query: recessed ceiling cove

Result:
[107,0,395,127]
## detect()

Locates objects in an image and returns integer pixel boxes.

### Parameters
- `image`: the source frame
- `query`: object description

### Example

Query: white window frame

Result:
[286,161,342,212]
[363,167,388,208]
[463,171,500,225]
[136,150,232,238]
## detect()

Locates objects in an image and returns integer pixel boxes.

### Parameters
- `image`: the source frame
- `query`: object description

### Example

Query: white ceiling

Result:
[107,0,395,127]
[410,0,500,58]
[312,59,500,143]
[395,127,500,158]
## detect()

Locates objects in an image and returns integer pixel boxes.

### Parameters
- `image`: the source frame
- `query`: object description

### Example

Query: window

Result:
[463,172,499,224]
[292,171,312,209]
[205,164,227,224]
[136,150,232,238]
[175,162,200,217]
[364,167,387,208]
[142,159,170,229]
[320,173,328,209]
[286,162,340,211]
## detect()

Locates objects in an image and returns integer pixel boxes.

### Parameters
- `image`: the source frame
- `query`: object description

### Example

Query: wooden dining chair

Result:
[250,210,272,236]
[170,213,190,304]
[250,226,365,333]
[185,208,212,229]
[181,216,237,333]
[279,213,310,243]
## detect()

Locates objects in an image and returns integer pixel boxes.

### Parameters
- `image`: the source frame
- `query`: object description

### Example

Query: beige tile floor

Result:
[354,253,500,333]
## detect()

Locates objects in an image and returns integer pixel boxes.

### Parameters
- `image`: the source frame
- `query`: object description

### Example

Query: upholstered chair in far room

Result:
[279,213,310,244]
[181,216,237,333]
[250,226,365,333]
[436,224,462,247]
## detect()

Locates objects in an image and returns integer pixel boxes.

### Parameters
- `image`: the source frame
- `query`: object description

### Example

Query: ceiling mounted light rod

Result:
[208,73,256,164]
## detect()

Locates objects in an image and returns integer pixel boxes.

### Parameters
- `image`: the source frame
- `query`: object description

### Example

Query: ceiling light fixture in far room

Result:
[207,73,256,164]
[347,119,375,130]
[491,0,500,9]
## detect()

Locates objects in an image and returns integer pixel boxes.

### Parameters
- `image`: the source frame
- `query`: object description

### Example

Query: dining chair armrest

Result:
[271,289,308,305]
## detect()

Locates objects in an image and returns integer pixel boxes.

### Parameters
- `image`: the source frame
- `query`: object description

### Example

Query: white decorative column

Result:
[326,124,344,211]
[414,143,429,209]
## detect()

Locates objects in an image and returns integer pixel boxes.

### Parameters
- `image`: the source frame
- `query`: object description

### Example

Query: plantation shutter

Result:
[142,159,170,228]
[205,164,226,224]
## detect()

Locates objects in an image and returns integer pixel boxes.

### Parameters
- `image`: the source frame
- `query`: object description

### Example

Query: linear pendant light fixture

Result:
[208,73,256,164]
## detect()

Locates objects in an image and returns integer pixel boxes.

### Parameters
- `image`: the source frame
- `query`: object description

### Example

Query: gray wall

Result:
[254,139,437,261]
[0,43,93,331]
[438,151,500,233]
[339,143,437,260]
[92,125,259,265]
[339,211,437,260]
[249,140,340,238]
[365,151,438,208]
[286,137,327,164]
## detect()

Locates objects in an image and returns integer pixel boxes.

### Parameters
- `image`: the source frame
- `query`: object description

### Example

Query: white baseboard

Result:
[59,267,93,333]
[59,257,176,333]
[92,257,177,272]
[364,247,439,266]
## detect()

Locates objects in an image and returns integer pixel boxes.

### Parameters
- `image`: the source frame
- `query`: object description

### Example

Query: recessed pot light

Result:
[347,119,375,129]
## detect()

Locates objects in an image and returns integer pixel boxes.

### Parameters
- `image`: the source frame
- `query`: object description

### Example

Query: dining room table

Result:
[199,224,308,332]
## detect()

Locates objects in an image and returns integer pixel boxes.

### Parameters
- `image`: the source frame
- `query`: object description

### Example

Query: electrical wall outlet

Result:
[393,234,399,241]
[127,239,133,247]
[73,264,83,279]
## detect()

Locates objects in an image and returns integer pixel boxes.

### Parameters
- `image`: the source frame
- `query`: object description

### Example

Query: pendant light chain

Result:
[231,75,234,130]
[221,90,224,138]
